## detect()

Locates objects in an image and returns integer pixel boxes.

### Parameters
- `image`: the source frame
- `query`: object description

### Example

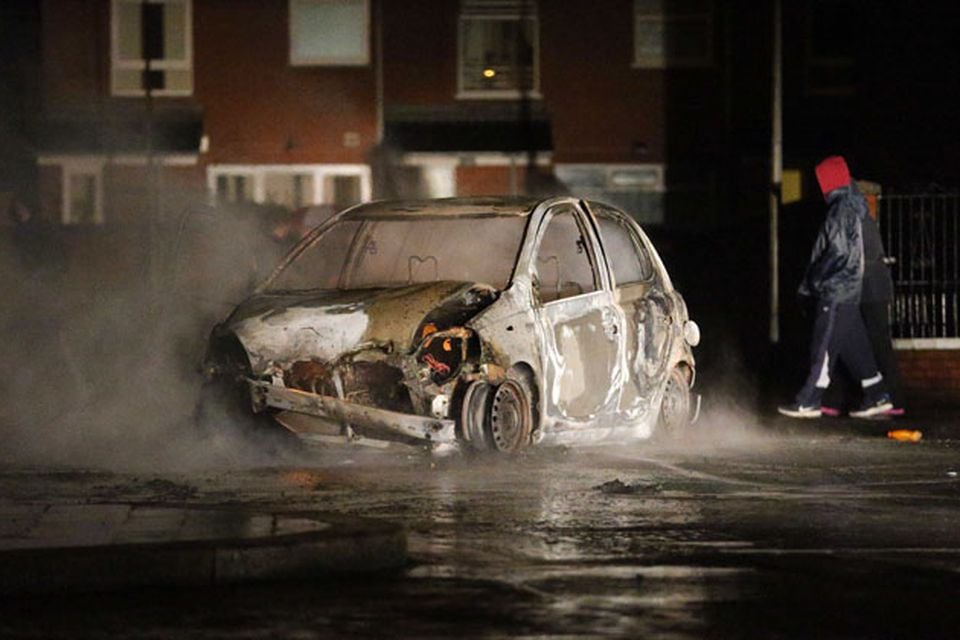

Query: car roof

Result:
[341,196,544,220]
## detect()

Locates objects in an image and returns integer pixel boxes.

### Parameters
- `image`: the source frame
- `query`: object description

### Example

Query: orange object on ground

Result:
[887,429,922,442]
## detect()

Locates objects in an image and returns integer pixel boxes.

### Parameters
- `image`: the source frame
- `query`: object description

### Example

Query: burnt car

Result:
[199,196,701,452]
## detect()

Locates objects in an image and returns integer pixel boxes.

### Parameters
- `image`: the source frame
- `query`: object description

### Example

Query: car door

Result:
[589,203,673,419]
[531,203,626,425]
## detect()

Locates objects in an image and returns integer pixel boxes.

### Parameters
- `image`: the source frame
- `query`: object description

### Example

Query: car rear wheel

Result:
[487,375,534,453]
[657,366,692,438]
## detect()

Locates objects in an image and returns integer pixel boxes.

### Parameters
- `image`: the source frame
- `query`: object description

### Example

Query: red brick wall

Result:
[456,166,526,197]
[381,0,458,105]
[380,0,725,167]
[195,0,378,165]
[41,0,110,102]
[897,350,960,395]
[540,0,661,164]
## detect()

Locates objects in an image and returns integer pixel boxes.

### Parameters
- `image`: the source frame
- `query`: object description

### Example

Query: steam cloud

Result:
[0,182,301,471]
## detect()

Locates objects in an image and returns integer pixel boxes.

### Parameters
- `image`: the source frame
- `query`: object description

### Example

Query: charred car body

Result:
[200,197,701,452]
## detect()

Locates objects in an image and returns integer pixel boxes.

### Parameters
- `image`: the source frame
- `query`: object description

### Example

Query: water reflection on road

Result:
[3,427,960,638]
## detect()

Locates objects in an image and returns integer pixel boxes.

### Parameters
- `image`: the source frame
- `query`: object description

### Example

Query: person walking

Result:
[778,156,892,419]
[821,183,903,417]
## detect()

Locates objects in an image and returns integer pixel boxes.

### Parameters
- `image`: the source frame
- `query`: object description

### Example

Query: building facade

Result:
[33,0,743,230]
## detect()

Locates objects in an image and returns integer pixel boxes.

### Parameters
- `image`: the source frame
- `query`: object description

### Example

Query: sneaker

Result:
[849,396,893,419]
[820,406,842,417]
[778,403,822,419]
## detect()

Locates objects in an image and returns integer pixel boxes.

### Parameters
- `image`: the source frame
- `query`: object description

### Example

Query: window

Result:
[112,0,193,96]
[596,212,653,286]
[805,0,857,96]
[534,208,598,303]
[290,0,370,66]
[458,0,538,98]
[633,0,713,69]
[325,174,362,209]
[265,172,314,209]
[63,161,104,225]
[208,165,371,210]
[215,174,254,204]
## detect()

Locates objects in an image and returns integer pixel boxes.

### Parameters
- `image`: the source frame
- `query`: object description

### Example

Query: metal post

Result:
[769,0,783,344]
[141,0,161,294]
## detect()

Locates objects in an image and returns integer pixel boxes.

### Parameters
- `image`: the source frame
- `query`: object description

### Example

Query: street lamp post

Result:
[770,0,783,344]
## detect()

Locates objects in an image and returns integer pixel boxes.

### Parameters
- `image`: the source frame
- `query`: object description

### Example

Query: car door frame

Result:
[513,197,628,432]
[584,201,678,423]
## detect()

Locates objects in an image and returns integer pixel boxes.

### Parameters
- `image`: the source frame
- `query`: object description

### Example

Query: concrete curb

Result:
[0,506,406,595]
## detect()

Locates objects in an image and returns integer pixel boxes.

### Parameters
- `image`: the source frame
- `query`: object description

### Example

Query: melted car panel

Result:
[202,197,698,450]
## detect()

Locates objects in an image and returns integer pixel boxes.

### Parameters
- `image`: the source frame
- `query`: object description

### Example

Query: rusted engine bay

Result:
[284,359,411,415]
[205,281,503,446]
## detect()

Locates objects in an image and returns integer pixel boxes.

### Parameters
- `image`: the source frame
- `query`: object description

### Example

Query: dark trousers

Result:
[795,301,887,407]
[822,302,901,409]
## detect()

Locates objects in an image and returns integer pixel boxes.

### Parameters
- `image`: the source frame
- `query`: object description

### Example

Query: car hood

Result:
[225,281,495,371]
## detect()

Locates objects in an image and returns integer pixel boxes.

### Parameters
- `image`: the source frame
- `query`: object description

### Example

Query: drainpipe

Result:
[770,0,782,344]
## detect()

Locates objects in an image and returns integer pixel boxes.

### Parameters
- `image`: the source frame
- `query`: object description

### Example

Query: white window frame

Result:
[457,0,540,100]
[633,0,714,69]
[289,0,371,66]
[50,158,106,225]
[207,164,372,207]
[111,0,194,97]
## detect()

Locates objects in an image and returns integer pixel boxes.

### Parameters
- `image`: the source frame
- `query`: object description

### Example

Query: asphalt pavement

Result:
[0,504,406,595]
[0,400,955,599]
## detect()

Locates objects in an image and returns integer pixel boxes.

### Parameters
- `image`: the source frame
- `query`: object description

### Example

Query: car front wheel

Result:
[487,375,534,454]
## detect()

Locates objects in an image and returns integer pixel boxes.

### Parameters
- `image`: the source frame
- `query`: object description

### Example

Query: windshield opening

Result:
[266,215,528,292]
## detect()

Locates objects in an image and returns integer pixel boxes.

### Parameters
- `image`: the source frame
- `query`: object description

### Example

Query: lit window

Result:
[63,162,104,225]
[633,0,713,69]
[458,0,538,98]
[289,0,370,66]
[111,0,192,96]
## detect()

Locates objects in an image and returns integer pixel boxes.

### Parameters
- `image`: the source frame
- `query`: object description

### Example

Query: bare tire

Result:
[460,381,494,451]
[487,375,534,453]
[657,366,691,438]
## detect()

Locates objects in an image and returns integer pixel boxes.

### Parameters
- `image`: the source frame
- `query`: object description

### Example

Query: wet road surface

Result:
[2,420,960,638]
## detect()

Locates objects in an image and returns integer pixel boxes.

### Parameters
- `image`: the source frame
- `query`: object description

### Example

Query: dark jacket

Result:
[860,210,894,303]
[798,183,867,303]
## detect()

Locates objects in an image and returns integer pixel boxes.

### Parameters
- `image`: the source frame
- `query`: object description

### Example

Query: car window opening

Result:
[266,215,528,292]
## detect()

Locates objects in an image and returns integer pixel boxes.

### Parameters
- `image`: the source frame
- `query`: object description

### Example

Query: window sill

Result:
[456,90,543,101]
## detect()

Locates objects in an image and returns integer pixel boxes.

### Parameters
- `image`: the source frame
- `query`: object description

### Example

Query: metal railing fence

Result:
[879,193,960,339]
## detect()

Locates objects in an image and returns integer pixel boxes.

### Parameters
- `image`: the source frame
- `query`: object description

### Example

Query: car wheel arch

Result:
[505,362,541,434]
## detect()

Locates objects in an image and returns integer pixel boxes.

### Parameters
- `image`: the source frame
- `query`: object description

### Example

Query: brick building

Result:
[8,0,960,399]
[31,0,748,230]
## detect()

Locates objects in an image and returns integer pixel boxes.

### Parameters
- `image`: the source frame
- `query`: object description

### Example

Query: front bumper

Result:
[247,379,456,444]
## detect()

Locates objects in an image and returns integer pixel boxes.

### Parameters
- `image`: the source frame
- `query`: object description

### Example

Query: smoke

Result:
[0,184,302,472]
[609,338,778,461]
